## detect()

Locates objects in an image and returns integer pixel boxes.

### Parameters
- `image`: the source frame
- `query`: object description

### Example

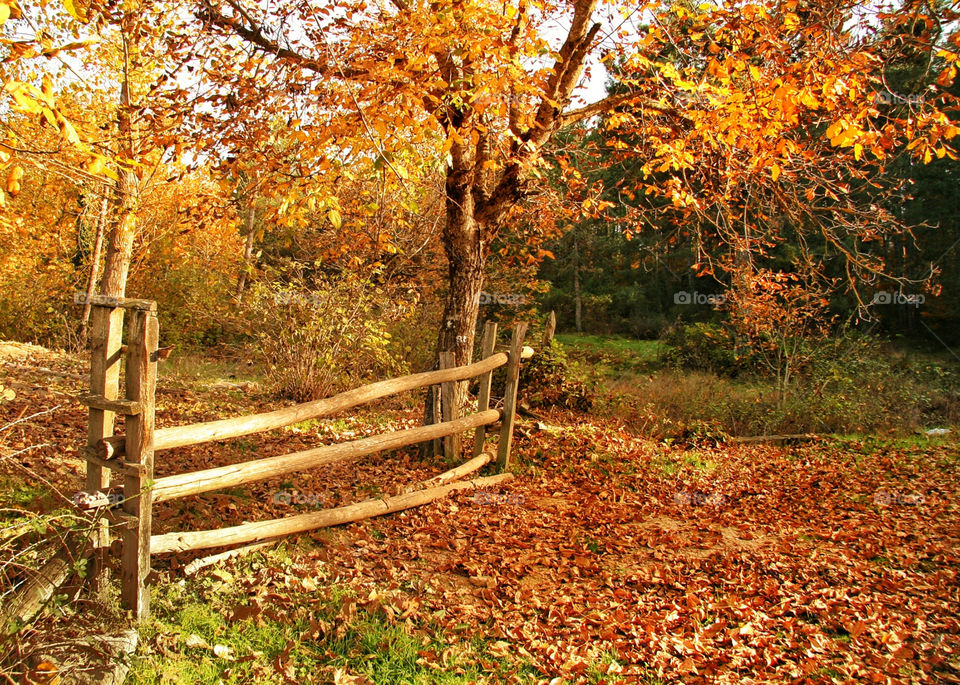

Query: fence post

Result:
[497,322,527,472]
[86,305,125,583]
[121,305,158,619]
[472,321,498,458]
[439,351,459,460]
[543,311,556,345]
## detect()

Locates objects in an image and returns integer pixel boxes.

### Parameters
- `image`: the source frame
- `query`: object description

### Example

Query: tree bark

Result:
[421,170,486,454]
[79,193,109,344]
[100,49,139,299]
[236,202,256,296]
[573,237,583,333]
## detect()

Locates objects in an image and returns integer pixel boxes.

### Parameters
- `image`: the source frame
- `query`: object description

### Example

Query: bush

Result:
[661,322,749,376]
[608,332,960,437]
[245,275,408,402]
[518,339,595,411]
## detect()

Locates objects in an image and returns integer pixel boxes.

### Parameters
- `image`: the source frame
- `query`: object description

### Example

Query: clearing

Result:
[1,344,958,683]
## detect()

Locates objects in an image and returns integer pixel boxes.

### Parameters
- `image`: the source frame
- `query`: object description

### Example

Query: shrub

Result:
[661,322,748,376]
[245,275,409,402]
[518,339,595,411]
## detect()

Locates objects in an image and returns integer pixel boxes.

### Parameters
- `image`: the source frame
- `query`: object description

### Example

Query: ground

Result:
[0,343,958,684]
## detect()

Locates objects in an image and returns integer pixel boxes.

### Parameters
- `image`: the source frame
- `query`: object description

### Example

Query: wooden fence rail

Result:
[73,295,532,620]
[93,346,532,459]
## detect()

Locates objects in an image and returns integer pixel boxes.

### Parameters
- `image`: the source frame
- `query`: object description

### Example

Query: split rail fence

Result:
[75,295,531,619]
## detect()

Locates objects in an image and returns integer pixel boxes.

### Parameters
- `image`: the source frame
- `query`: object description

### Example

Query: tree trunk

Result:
[421,174,486,455]
[79,193,109,344]
[573,237,583,333]
[100,74,138,299]
[236,203,256,297]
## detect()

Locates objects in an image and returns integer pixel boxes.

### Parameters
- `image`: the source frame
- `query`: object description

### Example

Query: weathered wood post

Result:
[439,351,460,460]
[85,303,125,581]
[472,321,498,458]
[497,322,528,472]
[120,304,158,619]
[543,310,556,345]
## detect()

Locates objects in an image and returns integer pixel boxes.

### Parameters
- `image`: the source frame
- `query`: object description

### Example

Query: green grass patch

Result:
[130,551,543,684]
[555,334,665,377]
[556,334,665,360]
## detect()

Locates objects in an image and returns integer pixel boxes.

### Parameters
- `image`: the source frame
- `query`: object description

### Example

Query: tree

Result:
[186,0,647,398]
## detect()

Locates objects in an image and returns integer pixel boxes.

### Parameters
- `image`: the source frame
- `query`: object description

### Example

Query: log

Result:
[418,451,492,489]
[151,409,501,503]
[729,433,821,445]
[1,538,90,634]
[100,351,513,457]
[183,539,280,575]
[152,473,514,554]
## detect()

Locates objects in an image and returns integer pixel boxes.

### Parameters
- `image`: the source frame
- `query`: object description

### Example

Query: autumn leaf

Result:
[7,165,23,195]
[60,0,86,22]
[327,208,343,230]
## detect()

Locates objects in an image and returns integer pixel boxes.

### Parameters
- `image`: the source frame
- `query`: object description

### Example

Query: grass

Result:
[129,550,544,684]
[555,334,665,378]
[161,351,264,386]
[0,476,51,511]
[555,332,959,439]
[555,333,665,361]
[650,450,717,475]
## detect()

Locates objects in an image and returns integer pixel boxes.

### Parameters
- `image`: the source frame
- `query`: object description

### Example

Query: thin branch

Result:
[561,91,678,127]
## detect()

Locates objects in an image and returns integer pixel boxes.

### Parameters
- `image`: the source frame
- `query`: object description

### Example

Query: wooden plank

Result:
[101,351,511,458]
[75,294,158,311]
[472,321,498,458]
[439,351,459,460]
[0,537,91,633]
[86,305,125,579]
[120,309,158,620]
[497,322,528,472]
[79,395,142,415]
[152,473,514,554]
[151,409,502,503]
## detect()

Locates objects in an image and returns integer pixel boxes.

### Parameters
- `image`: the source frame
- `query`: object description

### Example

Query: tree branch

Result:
[561,91,679,127]
[200,0,360,78]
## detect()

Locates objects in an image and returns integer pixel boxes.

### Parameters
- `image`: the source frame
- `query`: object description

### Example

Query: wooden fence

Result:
[75,296,531,619]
